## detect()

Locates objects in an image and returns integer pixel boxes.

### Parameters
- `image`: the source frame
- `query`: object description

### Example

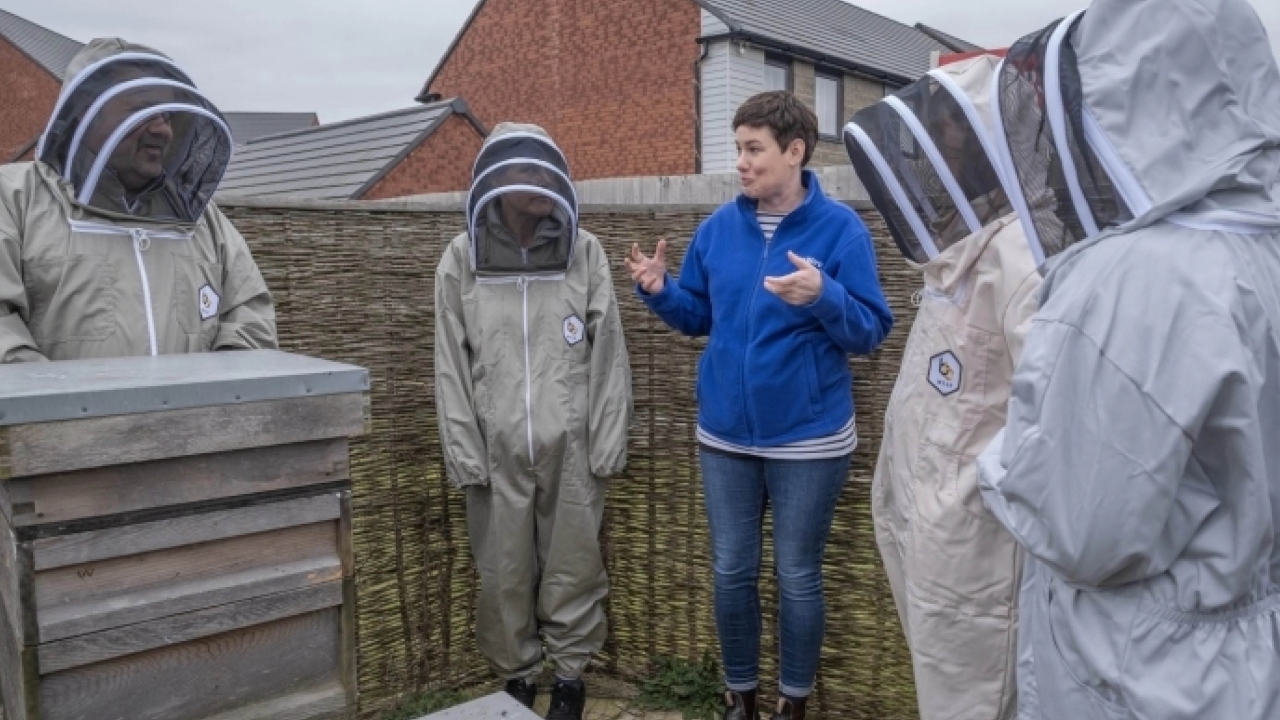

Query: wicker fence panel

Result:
[221,202,922,719]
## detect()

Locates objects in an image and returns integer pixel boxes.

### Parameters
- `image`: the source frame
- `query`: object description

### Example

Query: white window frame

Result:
[764,55,792,93]
[815,70,842,139]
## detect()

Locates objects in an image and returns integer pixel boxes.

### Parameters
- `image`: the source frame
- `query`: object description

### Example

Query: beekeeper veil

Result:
[991,11,1133,264]
[994,0,1280,266]
[467,123,578,276]
[36,39,233,224]
[845,59,1014,264]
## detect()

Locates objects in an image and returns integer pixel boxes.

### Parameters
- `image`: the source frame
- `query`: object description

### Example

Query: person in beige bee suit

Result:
[0,38,276,362]
[844,54,1041,720]
[434,123,632,720]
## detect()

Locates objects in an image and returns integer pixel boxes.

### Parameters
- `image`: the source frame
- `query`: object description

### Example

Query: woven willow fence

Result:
[219,199,922,719]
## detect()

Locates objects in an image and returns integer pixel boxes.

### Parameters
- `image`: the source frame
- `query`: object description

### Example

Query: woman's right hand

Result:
[626,240,668,294]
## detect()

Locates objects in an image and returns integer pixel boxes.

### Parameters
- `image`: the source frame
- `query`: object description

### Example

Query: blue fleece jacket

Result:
[639,171,893,446]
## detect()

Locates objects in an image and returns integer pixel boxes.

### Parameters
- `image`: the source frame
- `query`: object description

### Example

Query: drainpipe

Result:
[694,39,710,175]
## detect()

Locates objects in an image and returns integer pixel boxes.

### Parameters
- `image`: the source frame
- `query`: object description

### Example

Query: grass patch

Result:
[636,651,724,720]
[379,687,470,720]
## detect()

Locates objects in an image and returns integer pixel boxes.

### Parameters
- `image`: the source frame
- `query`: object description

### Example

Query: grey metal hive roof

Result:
[697,0,972,83]
[0,350,368,426]
[223,112,320,145]
[0,8,83,80]
[219,99,485,200]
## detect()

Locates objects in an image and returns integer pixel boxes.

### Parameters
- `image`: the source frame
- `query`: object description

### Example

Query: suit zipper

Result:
[518,276,534,464]
[130,229,158,356]
[474,273,566,465]
[68,220,193,358]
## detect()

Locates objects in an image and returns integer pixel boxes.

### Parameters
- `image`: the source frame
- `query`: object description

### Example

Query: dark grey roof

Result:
[0,9,83,80]
[915,23,984,54]
[697,0,970,83]
[220,99,485,200]
[223,112,320,145]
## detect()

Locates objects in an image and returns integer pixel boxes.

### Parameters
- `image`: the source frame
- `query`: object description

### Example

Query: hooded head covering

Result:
[466,122,578,276]
[845,55,1015,264]
[36,38,233,224]
[992,0,1280,265]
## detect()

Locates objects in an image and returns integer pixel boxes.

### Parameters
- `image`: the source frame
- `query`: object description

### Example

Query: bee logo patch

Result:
[198,285,220,320]
[928,351,962,396]
[563,315,585,346]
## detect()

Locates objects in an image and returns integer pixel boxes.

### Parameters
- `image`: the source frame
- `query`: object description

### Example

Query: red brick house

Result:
[0,11,324,160]
[418,0,978,179]
[0,10,482,199]
[0,9,81,163]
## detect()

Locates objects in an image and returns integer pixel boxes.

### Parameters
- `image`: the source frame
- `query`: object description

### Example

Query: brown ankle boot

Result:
[771,695,806,720]
[724,689,759,720]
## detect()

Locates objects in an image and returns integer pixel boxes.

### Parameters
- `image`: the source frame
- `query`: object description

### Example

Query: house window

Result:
[764,56,791,92]
[815,71,841,137]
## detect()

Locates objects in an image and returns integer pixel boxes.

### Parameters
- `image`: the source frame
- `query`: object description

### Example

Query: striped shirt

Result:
[758,211,786,241]
[694,208,857,461]
[698,416,859,460]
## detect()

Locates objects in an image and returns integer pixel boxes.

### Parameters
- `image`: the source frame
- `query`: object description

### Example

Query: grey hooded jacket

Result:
[978,1,1280,718]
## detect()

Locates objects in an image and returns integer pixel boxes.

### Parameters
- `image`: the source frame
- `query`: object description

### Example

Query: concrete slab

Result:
[417,692,541,719]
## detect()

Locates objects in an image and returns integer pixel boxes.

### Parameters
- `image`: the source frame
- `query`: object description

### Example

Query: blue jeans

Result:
[699,448,850,698]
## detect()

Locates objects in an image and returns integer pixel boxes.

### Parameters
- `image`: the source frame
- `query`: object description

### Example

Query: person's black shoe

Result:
[724,689,759,720]
[771,695,806,720]
[545,678,586,720]
[504,678,537,708]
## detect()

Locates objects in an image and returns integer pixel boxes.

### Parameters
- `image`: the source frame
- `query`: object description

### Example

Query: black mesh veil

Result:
[36,53,232,224]
[994,11,1131,263]
[466,132,579,276]
[845,71,1013,264]
[846,103,939,264]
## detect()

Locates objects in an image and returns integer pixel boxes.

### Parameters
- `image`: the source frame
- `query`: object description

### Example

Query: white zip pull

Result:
[519,277,534,465]
[130,229,158,356]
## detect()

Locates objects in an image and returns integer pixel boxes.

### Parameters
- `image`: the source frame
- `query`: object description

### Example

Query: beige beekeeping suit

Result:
[0,38,276,362]
[434,123,632,680]
[847,55,1041,720]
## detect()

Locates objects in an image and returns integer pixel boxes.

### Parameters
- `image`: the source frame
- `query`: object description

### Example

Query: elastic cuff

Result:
[779,682,813,699]
[725,678,758,693]
[555,673,584,685]
[551,651,592,679]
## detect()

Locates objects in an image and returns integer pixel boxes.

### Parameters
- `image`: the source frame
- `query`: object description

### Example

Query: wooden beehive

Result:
[0,351,369,720]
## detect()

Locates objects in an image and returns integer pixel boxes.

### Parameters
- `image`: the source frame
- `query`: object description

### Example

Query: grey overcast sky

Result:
[7,0,1279,124]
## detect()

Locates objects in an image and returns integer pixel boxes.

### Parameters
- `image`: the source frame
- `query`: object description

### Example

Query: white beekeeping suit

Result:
[978,1,1280,718]
[845,55,1040,720]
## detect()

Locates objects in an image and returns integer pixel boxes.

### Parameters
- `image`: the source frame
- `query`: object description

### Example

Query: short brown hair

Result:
[732,91,819,167]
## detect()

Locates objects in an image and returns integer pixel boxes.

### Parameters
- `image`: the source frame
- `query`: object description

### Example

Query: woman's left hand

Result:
[764,251,824,306]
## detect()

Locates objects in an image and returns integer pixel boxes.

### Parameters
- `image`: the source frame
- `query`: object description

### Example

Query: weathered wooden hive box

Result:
[0,351,369,720]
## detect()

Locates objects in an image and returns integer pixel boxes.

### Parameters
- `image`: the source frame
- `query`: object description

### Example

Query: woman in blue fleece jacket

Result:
[627,92,893,720]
